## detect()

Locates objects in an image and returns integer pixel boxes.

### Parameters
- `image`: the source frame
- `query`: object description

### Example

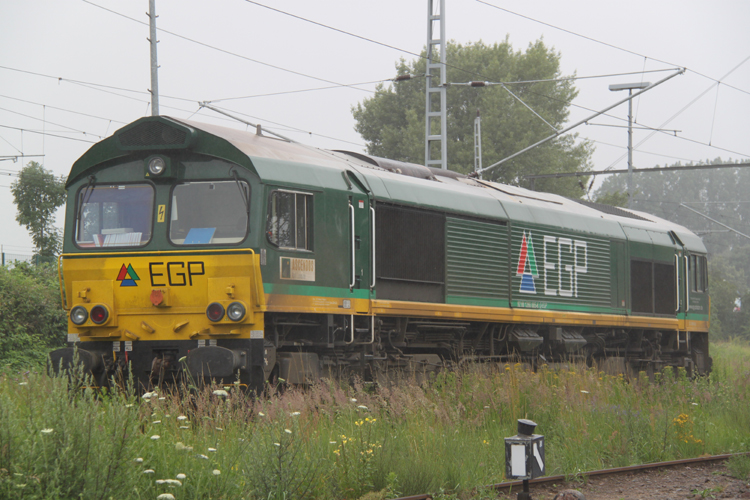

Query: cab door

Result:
[345,171,373,313]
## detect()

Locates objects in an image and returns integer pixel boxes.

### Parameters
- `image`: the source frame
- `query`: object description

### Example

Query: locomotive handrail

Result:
[674,254,680,312]
[370,205,376,290]
[684,255,690,312]
[57,254,67,311]
[349,202,355,290]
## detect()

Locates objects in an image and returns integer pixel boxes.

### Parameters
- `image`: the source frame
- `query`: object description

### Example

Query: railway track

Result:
[392,453,750,500]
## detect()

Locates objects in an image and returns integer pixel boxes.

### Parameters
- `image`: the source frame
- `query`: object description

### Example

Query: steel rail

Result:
[389,452,750,500]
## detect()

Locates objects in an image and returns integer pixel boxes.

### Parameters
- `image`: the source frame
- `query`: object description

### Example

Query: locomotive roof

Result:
[69,116,706,254]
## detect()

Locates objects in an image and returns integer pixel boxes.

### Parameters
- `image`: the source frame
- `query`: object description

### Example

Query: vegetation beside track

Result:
[1,341,749,500]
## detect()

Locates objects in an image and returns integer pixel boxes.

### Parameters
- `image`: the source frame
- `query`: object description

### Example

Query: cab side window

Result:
[689,255,708,292]
[266,190,313,251]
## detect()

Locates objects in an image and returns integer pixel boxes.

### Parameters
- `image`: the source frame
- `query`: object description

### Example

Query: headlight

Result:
[206,302,225,322]
[90,305,109,325]
[227,302,246,322]
[148,157,166,176]
[70,306,88,325]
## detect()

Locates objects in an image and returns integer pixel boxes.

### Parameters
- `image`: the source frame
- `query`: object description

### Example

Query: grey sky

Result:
[2,0,749,254]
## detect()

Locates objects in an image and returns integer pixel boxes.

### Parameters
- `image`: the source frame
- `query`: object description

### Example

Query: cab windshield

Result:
[169,180,249,245]
[75,184,154,248]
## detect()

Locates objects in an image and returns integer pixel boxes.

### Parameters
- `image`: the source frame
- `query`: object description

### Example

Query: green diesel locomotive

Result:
[50,116,711,390]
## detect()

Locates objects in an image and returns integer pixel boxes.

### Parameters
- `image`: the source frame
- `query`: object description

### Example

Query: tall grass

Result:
[1,341,749,499]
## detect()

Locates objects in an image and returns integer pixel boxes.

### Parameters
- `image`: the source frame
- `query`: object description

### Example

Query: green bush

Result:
[0,263,66,369]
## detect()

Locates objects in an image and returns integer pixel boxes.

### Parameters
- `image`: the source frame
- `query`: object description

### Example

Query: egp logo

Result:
[516,231,587,297]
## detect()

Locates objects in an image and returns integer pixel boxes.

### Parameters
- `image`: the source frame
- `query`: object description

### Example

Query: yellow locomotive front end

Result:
[55,250,266,390]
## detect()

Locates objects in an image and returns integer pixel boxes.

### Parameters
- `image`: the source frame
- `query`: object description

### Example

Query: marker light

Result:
[227,302,246,322]
[148,157,166,176]
[90,305,109,324]
[206,302,225,322]
[70,306,88,325]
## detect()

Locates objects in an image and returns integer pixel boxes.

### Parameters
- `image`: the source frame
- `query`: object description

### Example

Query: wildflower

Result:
[258,412,266,417]
[691,402,699,406]
[142,392,156,400]
[208,448,217,452]
[274,443,281,447]
[212,469,221,476]
[40,429,54,435]
[175,442,193,452]
[329,441,337,444]
[176,473,186,480]
[153,420,162,424]
[158,397,165,401]
[290,411,301,416]
[156,479,182,486]
[350,398,357,403]
[355,420,363,427]
[284,429,292,434]
[333,449,340,456]
[484,406,490,409]
[19,382,28,386]
[177,415,188,421]
[125,404,134,408]
[580,390,589,394]
[178,356,187,363]
[213,389,228,398]
[179,426,189,429]
[135,458,144,463]
[197,454,209,460]
[357,405,368,411]
[157,494,175,500]
[215,427,223,431]
[144,469,155,474]
[151,435,160,441]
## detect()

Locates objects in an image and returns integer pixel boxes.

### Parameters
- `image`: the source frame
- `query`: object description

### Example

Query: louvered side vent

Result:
[116,119,192,150]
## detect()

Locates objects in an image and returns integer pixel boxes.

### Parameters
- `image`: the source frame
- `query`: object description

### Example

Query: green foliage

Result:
[0,263,66,369]
[352,40,592,198]
[10,161,67,258]
[727,454,750,480]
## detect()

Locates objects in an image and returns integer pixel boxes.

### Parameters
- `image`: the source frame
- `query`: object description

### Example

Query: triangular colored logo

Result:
[117,264,140,287]
[516,231,538,294]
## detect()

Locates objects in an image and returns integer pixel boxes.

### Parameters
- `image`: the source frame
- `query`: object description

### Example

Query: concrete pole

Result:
[149,0,160,116]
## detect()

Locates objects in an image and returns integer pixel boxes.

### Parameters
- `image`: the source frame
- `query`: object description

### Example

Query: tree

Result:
[352,39,592,198]
[11,161,67,258]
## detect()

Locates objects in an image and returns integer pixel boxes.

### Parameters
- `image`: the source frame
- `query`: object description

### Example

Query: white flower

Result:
[19,382,28,386]
[135,457,144,463]
[151,435,160,441]
[329,441,337,444]
[176,473,186,480]
[580,390,590,394]
[175,442,193,452]
[152,420,161,424]
[158,397,166,401]
[215,427,223,431]
[157,479,182,486]
[179,426,189,429]
[357,405,369,411]
[484,406,490,409]
[142,392,155,399]
[212,390,228,397]
[692,402,699,406]
[208,447,216,452]
[40,428,54,435]
[197,454,209,460]
[125,404,134,408]
[143,469,155,474]
[284,429,292,434]
[177,415,188,421]
[350,398,357,403]
[290,411,301,416]
[212,469,221,476]
[273,443,280,447]
[258,412,266,417]
[156,494,175,500]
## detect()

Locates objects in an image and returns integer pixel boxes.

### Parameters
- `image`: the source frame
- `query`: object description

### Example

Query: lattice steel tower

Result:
[425,0,447,170]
